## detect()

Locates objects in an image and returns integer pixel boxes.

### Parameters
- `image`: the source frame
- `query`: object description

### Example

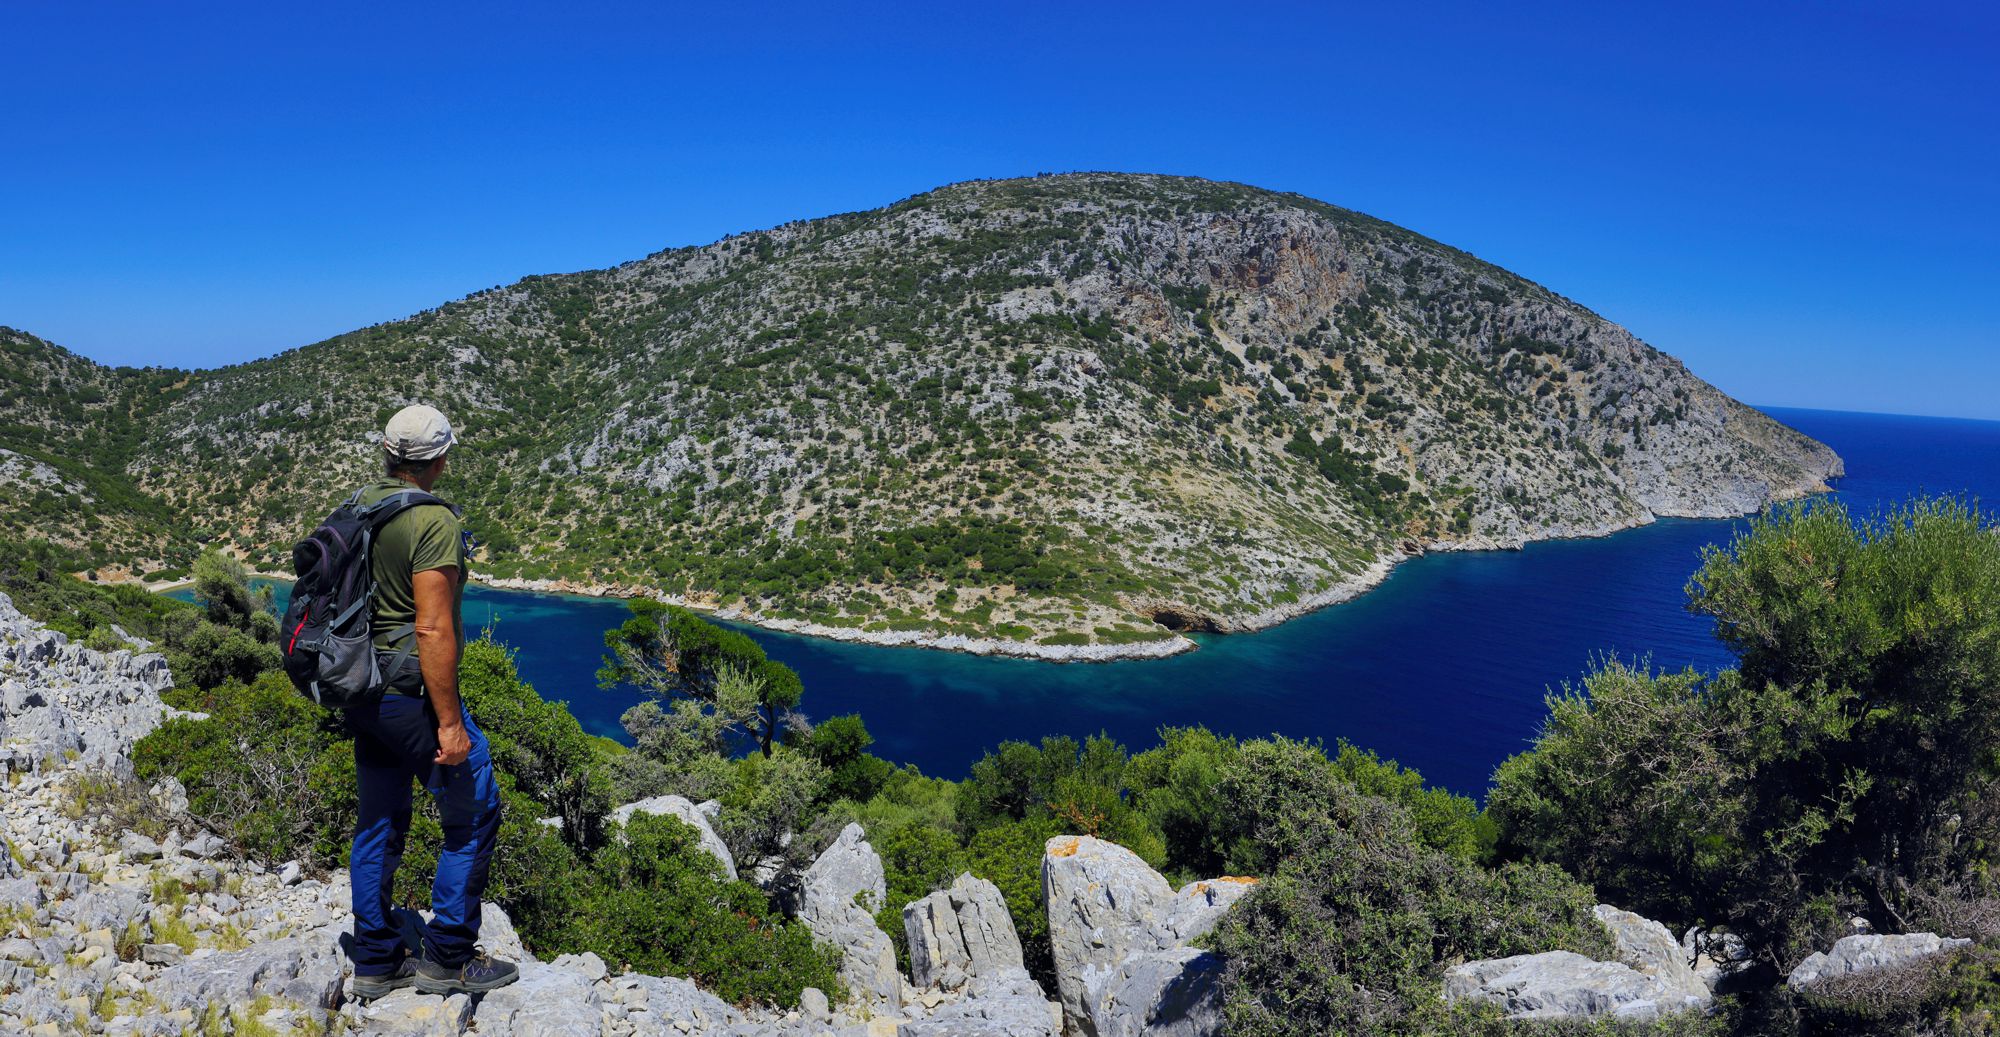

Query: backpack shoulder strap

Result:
[357,489,459,528]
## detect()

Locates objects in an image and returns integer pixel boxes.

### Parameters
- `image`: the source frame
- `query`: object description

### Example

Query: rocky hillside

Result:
[0,173,1840,652]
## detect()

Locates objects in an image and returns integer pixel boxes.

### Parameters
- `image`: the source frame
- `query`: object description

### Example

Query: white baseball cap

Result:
[383,404,457,461]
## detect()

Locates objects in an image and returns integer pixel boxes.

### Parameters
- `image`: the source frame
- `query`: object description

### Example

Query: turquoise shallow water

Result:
[191,408,2000,796]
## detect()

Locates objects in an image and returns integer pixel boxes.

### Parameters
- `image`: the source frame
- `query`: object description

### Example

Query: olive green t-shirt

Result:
[356,479,466,653]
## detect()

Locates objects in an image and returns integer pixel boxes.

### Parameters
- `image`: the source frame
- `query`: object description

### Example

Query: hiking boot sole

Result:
[415,969,519,994]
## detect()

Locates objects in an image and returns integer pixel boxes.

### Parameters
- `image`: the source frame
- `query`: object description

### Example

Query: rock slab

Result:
[904,873,1025,992]
[797,822,901,1010]
[1444,951,1695,1022]
[1788,933,1973,990]
[1041,835,1254,1037]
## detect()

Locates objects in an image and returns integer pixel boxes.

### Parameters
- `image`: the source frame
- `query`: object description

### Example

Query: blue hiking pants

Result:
[344,692,502,976]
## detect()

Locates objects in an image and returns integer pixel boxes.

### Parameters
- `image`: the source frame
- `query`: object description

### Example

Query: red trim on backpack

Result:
[288,613,309,654]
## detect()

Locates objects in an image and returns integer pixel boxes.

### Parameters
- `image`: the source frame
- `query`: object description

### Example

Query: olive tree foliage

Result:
[1490,498,2000,969]
[600,599,805,759]
[192,548,277,641]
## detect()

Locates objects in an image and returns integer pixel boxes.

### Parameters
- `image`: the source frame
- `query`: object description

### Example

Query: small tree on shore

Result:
[598,599,804,758]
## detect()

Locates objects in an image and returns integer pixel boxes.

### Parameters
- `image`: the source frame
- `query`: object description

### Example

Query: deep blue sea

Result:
[192,408,2000,797]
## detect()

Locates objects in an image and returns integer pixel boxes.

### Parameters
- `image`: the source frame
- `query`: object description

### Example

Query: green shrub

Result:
[458,638,613,851]
[1126,726,1240,881]
[1777,942,2000,1036]
[956,734,1165,867]
[801,714,894,805]
[133,670,356,868]
[1492,498,2000,970]
[546,813,842,1007]
[1211,765,1615,1036]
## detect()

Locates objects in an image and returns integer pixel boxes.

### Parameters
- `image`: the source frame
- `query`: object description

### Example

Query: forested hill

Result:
[2,173,1840,651]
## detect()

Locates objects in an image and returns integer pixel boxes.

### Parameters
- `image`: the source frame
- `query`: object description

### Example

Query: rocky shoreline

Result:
[465,469,1835,665]
[112,459,1839,665]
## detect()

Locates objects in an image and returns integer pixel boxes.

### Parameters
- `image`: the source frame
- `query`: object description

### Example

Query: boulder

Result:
[614,973,746,1033]
[1592,905,1710,1004]
[151,933,345,1012]
[611,794,737,880]
[1788,933,1973,990]
[798,823,901,1010]
[1091,947,1225,1037]
[469,960,601,1036]
[904,873,1026,992]
[1162,877,1258,944]
[478,900,531,964]
[1042,835,1252,1037]
[1443,951,1700,1021]
[350,988,472,1036]
[898,971,1062,1037]
[550,950,609,984]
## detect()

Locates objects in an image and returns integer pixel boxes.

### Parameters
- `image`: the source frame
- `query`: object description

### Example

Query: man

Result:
[347,404,519,999]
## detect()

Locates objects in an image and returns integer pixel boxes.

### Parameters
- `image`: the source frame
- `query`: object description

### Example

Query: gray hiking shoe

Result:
[352,957,420,1001]
[415,951,520,994]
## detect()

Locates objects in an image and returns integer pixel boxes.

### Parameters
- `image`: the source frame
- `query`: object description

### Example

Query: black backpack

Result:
[280,487,457,708]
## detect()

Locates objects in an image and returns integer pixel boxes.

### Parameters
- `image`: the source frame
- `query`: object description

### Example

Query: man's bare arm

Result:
[413,566,469,765]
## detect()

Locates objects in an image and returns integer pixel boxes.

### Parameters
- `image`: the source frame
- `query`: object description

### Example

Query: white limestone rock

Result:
[1444,951,1702,1021]
[904,873,1026,992]
[797,823,901,1011]
[1788,933,1973,990]
[468,960,602,1036]
[1041,835,1252,1037]
[1592,904,1711,1004]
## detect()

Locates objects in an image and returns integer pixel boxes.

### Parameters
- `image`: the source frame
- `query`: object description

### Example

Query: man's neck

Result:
[391,471,437,493]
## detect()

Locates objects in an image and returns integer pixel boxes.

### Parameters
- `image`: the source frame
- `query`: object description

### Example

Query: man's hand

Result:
[435,719,471,766]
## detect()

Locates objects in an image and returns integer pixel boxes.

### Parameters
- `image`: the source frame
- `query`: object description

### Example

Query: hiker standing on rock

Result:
[338,405,518,999]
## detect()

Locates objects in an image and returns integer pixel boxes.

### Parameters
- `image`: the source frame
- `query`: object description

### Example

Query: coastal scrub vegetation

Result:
[1490,498,2000,1032]
[7,494,2000,1031]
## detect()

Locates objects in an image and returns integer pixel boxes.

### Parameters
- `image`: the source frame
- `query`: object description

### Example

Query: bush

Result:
[458,639,613,851]
[957,734,1165,868]
[1492,498,2000,970]
[1776,942,2000,1037]
[134,670,356,868]
[1211,758,1616,1037]
[802,714,894,805]
[545,813,843,1008]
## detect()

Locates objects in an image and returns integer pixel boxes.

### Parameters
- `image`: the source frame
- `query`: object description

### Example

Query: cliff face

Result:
[1,173,1838,649]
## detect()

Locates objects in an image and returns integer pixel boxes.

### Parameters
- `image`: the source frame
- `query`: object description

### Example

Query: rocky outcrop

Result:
[1592,904,1711,1005]
[1788,933,1973,990]
[904,873,1025,992]
[612,795,737,880]
[0,592,1058,1036]
[1443,905,1711,1022]
[1444,951,1695,1022]
[896,971,1061,1037]
[0,593,180,774]
[796,823,903,1010]
[1041,835,1256,1037]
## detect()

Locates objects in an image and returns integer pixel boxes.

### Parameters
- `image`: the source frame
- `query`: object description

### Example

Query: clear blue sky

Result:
[3,2,1993,417]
